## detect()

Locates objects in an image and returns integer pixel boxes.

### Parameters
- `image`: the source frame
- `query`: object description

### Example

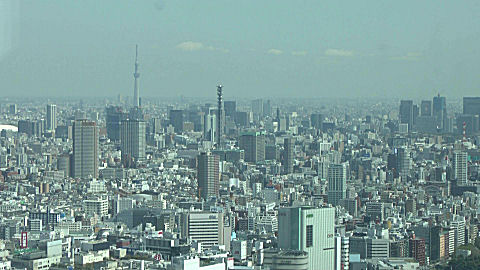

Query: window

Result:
[306,225,313,247]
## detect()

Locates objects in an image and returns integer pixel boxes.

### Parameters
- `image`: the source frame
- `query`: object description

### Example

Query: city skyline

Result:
[1,1,480,98]
[1,1,480,269]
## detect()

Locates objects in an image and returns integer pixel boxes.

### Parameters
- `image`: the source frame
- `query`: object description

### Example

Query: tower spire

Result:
[133,44,140,107]
[217,85,223,149]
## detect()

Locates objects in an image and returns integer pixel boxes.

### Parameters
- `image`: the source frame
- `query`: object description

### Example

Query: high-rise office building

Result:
[204,112,216,143]
[283,137,294,174]
[170,109,185,133]
[120,119,146,162]
[57,154,70,178]
[328,163,347,206]
[396,147,412,179]
[224,101,236,117]
[19,119,45,137]
[105,106,127,141]
[399,100,414,132]
[197,152,220,200]
[413,104,419,126]
[238,131,265,163]
[433,94,447,130]
[182,212,226,251]
[152,118,162,134]
[251,99,263,119]
[416,99,437,133]
[263,100,272,117]
[420,100,432,116]
[453,151,468,185]
[463,97,480,115]
[234,111,249,127]
[46,104,57,131]
[73,120,99,179]
[310,113,323,130]
[278,206,335,270]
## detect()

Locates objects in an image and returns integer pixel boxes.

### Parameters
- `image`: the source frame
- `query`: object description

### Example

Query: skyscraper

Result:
[251,99,263,119]
[224,101,236,117]
[73,120,99,179]
[416,100,437,133]
[169,109,185,133]
[396,147,412,179]
[197,152,220,200]
[133,45,140,107]
[120,119,146,162]
[238,131,265,163]
[463,97,480,115]
[433,94,447,130]
[105,106,127,141]
[204,110,216,143]
[399,100,414,132]
[278,206,335,270]
[420,100,432,116]
[310,113,323,130]
[46,104,57,131]
[283,137,294,174]
[453,151,468,185]
[263,100,272,117]
[328,163,347,206]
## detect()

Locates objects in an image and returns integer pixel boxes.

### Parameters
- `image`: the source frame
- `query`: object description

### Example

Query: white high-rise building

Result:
[203,113,216,143]
[183,212,225,251]
[46,104,57,131]
[451,216,466,249]
[278,206,335,270]
[73,120,99,179]
[453,151,468,185]
[84,196,108,218]
[328,163,347,206]
[335,236,349,270]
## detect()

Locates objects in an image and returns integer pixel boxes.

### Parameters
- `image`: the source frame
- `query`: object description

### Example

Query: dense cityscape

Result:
[2,1,480,269]
[0,43,479,270]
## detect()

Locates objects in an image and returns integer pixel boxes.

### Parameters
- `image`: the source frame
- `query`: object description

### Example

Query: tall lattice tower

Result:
[133,45,140,107]
[217,85,223,148]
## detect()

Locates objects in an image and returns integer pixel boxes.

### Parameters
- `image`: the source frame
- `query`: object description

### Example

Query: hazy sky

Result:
[1,0,480,99]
